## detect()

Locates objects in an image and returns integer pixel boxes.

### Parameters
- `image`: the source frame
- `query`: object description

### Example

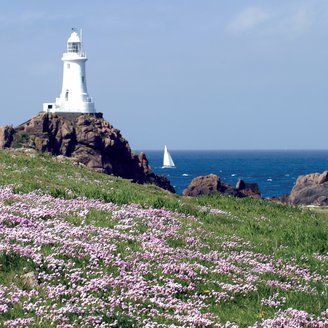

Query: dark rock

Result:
[1,112,175,193]
[183,174,220,197]
[0,126,15,148]
[219,183,244,197]
[147,174,176,194]
[236,179,261,198]
[183,174,261,199]
[267,194,290,204]
[317,171,328,184]
[139,152,152,175]
[236,179,246,190]
[289,171,328,205]
[72,145,103,171]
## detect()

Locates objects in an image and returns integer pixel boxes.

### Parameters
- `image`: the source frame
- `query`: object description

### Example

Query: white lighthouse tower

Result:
[43,29,96,113]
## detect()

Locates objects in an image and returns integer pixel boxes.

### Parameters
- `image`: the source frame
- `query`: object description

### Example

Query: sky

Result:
[1,0,328,150]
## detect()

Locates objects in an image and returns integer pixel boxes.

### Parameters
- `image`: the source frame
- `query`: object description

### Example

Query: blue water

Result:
[144,150,328,198]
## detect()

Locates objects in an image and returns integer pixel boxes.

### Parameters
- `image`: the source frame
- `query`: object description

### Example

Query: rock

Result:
[60,121,74,139]
[219,183,244,198]
[289,170,328,205]
[183,174,261,198]
[72,145,103,171]
[235,179,246,190]
[138,152,152,175]
[0,126,15,148]
[236,179,261,198]
[317,171,328,184]
[183,174,261,199]
[183,174,220,197]
[34,135,50,152]
[21,271,38,288]
[2,112,175,193]
[147,174,176,193]
[267,194,289,204]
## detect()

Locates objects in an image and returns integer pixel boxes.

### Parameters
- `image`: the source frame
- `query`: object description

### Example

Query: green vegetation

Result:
[0,149,326,259]
[0,148,327,327]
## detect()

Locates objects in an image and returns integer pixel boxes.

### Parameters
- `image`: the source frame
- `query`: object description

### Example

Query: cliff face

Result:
[0,112,175,193]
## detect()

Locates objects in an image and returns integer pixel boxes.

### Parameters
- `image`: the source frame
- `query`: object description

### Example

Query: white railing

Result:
[62,51,86,59]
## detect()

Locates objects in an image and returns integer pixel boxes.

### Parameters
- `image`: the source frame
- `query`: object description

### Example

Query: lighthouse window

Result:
[68,42,80,53]
[82,76,85,83]
[67,64,70,69]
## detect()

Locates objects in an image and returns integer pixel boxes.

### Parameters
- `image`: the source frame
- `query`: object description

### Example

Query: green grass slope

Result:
[0,149,327,327]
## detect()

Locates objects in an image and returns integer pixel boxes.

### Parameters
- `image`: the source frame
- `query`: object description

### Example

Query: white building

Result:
[43,29,96,113]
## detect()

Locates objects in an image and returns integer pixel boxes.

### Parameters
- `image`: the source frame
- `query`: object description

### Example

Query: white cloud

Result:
[289,5,313,34]
[227,3,318,38]
[259,4,315,39]
[227,7,270,34]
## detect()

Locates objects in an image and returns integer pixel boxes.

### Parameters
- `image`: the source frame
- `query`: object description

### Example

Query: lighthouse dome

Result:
[68,31,81,43]
[67,31,82,54]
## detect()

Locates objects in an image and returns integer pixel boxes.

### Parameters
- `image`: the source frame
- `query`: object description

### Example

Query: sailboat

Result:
[162,145,176,168]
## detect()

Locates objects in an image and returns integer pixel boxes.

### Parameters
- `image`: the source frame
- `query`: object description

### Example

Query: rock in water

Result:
[0,112,175,193]
[236,179,261,198]
[289,171,328,205]
[183,174,261,198]
[182,174,220,197]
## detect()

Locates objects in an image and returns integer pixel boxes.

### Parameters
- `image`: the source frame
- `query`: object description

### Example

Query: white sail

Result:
[162,145,175,168]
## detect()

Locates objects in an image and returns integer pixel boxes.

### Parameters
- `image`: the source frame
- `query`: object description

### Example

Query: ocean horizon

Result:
[140,149,328,197]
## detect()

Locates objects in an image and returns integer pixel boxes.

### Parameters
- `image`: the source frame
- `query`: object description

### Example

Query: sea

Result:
[144,150,328,198]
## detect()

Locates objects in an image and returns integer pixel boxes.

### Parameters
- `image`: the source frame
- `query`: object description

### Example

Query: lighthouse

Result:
[43,29,96,113]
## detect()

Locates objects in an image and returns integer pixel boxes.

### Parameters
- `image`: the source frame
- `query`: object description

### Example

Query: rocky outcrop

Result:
[289,171,328,205]
[0,126,15,148]
[236,179,261,198]
[267,194,290,204]
[182,174,220,197]
[0,112,175,193]
[183,174,261,198]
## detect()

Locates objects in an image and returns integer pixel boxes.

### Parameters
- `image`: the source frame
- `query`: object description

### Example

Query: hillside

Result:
[0,112,175,193]
[0,148,327,327]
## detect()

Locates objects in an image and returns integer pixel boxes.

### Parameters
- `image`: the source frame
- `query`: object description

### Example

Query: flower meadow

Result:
[0,184,327,327]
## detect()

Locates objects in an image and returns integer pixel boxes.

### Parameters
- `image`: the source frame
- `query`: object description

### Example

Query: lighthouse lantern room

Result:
[43,29,96,113]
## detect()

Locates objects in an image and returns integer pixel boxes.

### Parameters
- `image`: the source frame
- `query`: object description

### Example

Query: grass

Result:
[0,148,327,326]
[0,149,180,207]
[0,148,327,262]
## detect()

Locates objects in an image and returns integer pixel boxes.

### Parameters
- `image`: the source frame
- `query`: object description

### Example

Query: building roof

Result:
[67,31,80,43]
